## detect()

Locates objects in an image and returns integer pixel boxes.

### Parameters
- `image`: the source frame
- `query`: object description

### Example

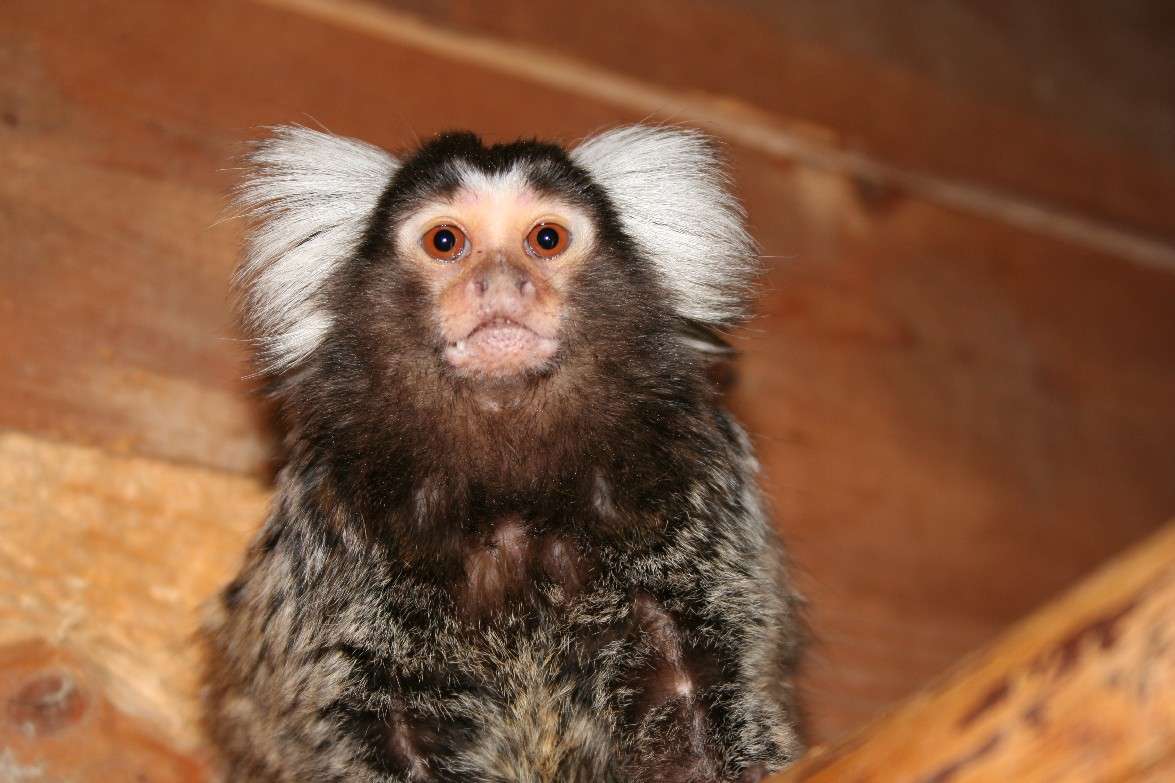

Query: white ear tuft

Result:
[234,126,398,373]
[571,126,758,326]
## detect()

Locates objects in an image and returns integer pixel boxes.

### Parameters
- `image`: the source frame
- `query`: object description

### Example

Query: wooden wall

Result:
[375,0,1175,241]
[1,0,1173,768]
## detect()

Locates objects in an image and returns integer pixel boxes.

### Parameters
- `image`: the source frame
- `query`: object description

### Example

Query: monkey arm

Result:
[571,468,803,782]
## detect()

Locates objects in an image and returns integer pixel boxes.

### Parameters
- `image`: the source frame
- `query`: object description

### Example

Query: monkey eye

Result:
[525,222,570,259]
[422,224,468,261]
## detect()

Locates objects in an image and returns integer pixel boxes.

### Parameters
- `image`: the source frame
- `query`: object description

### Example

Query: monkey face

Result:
[339,130,663,409]
[236,125,758,422]
[234,125,760,486]
[391,172,597,380]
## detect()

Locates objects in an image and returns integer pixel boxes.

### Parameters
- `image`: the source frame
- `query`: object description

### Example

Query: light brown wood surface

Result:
[0,431,265,775]
[768,521,1175,783]
[2,0,1174,750]
[0,640,206,782]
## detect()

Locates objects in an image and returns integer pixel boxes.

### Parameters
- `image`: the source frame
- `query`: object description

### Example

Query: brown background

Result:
[1,0,1173,771]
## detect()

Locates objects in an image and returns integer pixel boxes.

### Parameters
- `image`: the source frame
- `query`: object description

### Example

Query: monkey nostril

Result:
[518,279,535,298]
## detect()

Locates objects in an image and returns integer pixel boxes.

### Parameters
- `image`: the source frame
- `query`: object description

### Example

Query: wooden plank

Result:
[768,521,1175,782]
[0,431,266,754]
[734,155,1175,736]
[0,640,208,782]
[366,0,1175,244]
[2,0,1175,743]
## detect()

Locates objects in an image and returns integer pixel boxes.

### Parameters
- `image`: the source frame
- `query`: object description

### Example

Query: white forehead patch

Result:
[450,162,530,202]
[234,126,398,373]
[398,161,594,255]
[396,163,533,236]
[572,126,758,326]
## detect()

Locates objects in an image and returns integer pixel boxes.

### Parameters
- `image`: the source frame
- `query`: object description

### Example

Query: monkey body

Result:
[204,127,803,781]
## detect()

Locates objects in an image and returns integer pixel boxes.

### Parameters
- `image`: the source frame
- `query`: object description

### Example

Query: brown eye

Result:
[422,224,467,261]
[525,222,569,259]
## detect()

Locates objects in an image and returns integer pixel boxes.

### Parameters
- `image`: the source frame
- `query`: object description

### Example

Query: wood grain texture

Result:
[767,521,1175,783]
[0,640,208,782]
[371,0,1175,243]
[1,0,1174,744]
[0,431,266,754]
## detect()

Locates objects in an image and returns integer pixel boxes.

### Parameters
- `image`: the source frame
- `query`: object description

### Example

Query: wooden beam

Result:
[350,0,1175,246]
[769,521,1175,783]
[0,430,265,774]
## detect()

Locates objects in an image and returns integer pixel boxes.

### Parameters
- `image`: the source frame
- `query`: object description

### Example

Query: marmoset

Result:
[203,124,804,782]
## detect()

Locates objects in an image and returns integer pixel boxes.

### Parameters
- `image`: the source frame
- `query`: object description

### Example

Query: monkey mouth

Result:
[444,316,558,377]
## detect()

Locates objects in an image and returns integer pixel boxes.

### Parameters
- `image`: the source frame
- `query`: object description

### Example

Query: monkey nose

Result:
[470,262,536,301]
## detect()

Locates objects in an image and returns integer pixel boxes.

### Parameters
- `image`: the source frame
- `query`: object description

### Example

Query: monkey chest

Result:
[453,516,595,619]
[439,516,725,731]
[373,517,742,782]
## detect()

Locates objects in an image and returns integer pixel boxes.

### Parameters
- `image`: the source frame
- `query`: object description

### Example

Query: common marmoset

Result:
[203,125,804,782]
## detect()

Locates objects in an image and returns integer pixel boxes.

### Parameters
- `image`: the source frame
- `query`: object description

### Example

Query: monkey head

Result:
[233,126,758,487]
[369,133,616,389]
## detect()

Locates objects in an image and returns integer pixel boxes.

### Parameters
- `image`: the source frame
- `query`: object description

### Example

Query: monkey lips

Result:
[444,315,558,378]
